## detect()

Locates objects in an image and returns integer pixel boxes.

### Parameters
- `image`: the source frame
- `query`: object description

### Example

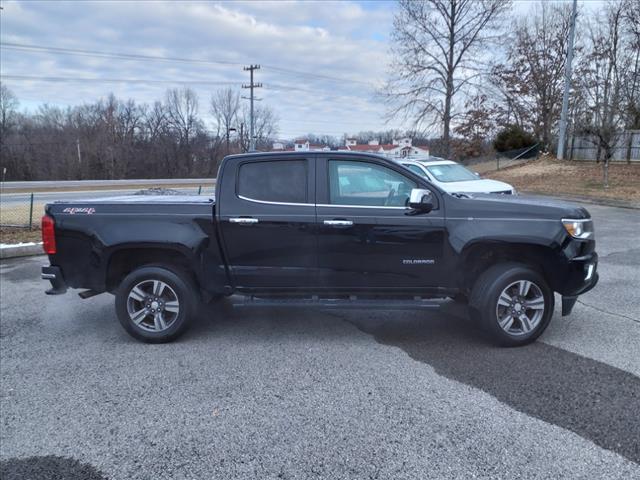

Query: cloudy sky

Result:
[0,0,602,140]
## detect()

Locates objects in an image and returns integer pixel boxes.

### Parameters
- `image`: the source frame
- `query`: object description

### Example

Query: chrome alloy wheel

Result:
[126,280,180,332]
[495,280,545,336]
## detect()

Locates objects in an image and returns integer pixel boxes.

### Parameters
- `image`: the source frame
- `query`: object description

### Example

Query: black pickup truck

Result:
[41,152,598,346]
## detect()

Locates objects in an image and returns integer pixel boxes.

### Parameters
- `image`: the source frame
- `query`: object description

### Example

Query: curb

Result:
[0,243,44,259]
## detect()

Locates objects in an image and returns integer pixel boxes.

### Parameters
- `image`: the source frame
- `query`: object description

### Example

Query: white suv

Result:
[399,159,516,195]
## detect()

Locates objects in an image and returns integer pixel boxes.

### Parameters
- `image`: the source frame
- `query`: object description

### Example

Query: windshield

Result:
[425,164,479,182]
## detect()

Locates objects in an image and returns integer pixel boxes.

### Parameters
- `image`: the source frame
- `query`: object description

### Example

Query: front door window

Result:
[328,160,416,207]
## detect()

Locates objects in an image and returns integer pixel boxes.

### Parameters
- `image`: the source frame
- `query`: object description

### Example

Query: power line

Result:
[0,42,376,88]
[263,65,373,87]
[0,74,243,86]
[0,73,371,101]
[0,42,243,67]
[1,74,374,106]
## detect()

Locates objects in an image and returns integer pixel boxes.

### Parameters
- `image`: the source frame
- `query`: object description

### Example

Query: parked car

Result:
[398,159,516,195]
[41,151,597,346]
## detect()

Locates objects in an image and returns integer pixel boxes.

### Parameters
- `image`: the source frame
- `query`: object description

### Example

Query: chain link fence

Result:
[0,193,44,229]
[465,144,540,174]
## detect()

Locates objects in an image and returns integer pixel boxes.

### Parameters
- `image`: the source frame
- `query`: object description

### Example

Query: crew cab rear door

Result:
[315,156,445,291]
[217,155,317,289]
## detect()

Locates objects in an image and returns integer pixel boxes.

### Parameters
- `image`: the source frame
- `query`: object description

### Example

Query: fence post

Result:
[28,193,34,230]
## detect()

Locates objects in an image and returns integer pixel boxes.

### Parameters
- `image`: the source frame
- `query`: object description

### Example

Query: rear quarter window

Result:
[238,159,307,203]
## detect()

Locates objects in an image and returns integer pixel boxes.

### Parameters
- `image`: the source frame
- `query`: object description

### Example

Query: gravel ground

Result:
[1,203,638,479]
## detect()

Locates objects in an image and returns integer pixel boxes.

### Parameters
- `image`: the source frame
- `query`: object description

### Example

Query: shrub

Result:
[493,125,537,152]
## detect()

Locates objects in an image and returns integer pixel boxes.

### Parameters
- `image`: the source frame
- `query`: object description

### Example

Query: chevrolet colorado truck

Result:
[41,152,598,346]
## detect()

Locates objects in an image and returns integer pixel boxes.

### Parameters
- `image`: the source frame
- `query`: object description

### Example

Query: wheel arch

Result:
[458,241,563,294]
[105,245,196,293]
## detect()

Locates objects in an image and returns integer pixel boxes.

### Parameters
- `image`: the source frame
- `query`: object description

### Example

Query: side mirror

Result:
[408,188,434,213]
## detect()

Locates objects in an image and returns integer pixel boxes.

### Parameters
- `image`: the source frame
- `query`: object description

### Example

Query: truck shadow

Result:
[0,455,107,480]
[336,305,640,465]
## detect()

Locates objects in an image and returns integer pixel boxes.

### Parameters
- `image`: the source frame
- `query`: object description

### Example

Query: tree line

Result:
[0,86,278,181]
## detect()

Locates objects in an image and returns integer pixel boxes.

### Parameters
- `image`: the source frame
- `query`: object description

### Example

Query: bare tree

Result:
[165,87,201,144]
[621,0,640,131]
[145,101,168,139]
[385,0,511,156]
[164,87,202,175]
[491,2,575,149]
[210,88,241,154]
[0,83,19,145]
[575,1,628,187]
[240,104,279,151]
[454,93,496,158]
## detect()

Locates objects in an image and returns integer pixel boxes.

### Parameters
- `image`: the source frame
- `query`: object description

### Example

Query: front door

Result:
[218,156,317,289]
[316,157,445,292]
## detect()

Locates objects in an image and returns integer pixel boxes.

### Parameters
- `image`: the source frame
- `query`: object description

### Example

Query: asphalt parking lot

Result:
[1,203,639,479]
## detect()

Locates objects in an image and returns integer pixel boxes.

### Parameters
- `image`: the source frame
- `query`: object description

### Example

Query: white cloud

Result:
[0,0,396,138]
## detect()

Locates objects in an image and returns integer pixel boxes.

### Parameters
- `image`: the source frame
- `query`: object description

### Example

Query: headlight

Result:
[562,219,594,239]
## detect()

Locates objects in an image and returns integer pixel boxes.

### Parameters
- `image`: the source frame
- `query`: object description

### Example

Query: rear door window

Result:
[238,160,308,203]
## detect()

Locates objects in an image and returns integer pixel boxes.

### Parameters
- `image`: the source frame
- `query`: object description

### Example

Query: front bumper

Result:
[42,265,68,295]
[560,252,599,316]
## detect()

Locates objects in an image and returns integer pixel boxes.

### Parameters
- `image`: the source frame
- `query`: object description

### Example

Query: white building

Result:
[272,137,430,159]
[342,137,430,160]
[293,139,330,152]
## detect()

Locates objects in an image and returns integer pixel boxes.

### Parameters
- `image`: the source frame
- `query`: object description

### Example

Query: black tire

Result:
[115,266,197,343]
[469,263,554,347]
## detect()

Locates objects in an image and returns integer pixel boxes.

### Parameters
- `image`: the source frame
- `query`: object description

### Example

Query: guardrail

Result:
[0,178,216,192]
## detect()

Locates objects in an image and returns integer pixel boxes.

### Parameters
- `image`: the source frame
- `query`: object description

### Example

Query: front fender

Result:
[447,217,565,254]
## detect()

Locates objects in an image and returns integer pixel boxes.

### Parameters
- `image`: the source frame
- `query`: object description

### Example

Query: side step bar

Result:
[232,295,443,310]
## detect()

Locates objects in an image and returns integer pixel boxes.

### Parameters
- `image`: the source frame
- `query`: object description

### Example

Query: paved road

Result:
[1,203,639,479]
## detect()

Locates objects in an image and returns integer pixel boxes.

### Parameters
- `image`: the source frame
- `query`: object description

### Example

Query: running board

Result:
[231,296,443,310]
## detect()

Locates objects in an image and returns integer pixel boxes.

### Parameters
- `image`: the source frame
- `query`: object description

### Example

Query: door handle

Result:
[229,217,259,224]
[323,220,353,226]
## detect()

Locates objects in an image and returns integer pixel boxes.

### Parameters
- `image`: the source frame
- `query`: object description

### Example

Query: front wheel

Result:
[469,263,554,347]
[115,266,197,343]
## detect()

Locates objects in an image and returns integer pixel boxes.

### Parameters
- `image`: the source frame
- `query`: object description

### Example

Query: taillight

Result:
[41,215,57,254]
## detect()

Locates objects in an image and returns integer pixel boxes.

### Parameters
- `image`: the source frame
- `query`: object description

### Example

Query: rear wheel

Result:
[469,263,554,347]
[115,266,197,343]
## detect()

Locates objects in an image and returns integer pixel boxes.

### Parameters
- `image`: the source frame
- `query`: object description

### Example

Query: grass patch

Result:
[1,227,42,244]
[487,156,640,203]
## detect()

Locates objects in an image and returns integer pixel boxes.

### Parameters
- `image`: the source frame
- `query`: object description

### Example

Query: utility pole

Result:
[76,138,83,179]
[557,0,577,160]
[76,138,82,164]
[242,65,262,151]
